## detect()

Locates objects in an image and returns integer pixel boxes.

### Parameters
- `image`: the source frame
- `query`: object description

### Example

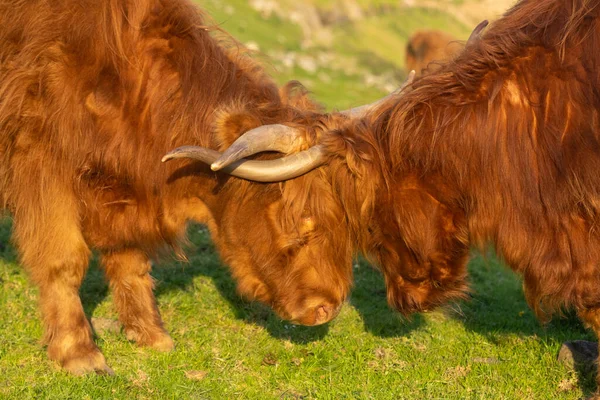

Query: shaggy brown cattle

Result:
[405,22,488,77]
[211,0,600,390]
[367,0,600,330]
[0,0,361,374]
[405,30,462,76]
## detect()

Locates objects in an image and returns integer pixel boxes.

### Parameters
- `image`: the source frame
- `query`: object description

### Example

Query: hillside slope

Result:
[198,0,516,109]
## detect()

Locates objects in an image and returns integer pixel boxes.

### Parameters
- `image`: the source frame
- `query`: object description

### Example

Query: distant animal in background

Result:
[405,30,462,76]
[405,21,489,76]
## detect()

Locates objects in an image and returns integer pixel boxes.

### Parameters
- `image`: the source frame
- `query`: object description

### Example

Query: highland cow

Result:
[405,30,462,76]
[0,0,360,374]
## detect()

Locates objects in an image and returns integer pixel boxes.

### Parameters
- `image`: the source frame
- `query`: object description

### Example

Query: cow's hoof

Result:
[148,333,175,352]
[61,349,114,376]
[125,328,175,352]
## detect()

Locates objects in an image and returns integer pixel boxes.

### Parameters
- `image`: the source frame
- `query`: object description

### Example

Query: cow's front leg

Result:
[14,214,111,375]
[101,249,174,351]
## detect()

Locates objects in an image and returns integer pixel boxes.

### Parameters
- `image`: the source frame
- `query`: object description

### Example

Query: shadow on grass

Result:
[349,262,426,337]
[151,227,423,343]
[0,218,327,344]
[347,250,598,395]
[145,229,599,397]
[151,225,330,344]
[448,252,597,396]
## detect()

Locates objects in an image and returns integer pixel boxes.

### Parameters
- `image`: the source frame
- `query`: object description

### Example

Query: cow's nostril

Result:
[312,302,343,325]
[314,305,330,325]
[285,300,343,326]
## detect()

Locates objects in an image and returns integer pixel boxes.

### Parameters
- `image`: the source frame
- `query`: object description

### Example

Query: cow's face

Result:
[161,105,361,326]
[367,174,471,315]
[211,177,353,326]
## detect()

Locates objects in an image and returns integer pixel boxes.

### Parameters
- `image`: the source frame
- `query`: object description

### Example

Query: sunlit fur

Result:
[327,0,600,389]
[0,0,355,374]
[405,30,463,76]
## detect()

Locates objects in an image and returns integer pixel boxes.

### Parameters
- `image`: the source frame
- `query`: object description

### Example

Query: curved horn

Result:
[340,70,416,118]
[466,20,489,46]
[162,145,326,183]
[211,69,418,172]
[210,124,305,171]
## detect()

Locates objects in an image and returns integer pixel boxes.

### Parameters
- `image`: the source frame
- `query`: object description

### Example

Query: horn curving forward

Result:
[466,20,489,47]
[162,145,326,182]
[210,124,305,172]
[209,71,417,171]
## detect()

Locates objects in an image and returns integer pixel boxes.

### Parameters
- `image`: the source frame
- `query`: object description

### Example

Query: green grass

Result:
[0,218,596,399]
[202,0,304,52]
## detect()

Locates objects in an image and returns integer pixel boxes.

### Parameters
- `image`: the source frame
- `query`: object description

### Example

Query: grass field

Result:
[0,0,597,399]
[0,220,596,399]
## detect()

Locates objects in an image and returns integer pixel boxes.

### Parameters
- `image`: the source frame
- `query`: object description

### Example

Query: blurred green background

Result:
[201,0,513,109]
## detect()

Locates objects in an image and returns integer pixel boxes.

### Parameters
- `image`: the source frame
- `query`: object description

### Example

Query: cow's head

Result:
[162,111,356,326]
[211,174,353,326]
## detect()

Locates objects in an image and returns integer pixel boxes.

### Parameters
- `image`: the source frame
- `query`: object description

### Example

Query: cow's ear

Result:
[319,121,385,180]
[213,108,261,150]
[279,80,323,112]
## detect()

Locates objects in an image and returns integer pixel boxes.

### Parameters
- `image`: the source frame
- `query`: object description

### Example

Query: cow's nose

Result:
[293,302,343,326]
[313,304,333,325]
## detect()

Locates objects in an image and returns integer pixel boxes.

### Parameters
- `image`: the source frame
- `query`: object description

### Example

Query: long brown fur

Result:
[0,0,358,374]
[375,0,600,318]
